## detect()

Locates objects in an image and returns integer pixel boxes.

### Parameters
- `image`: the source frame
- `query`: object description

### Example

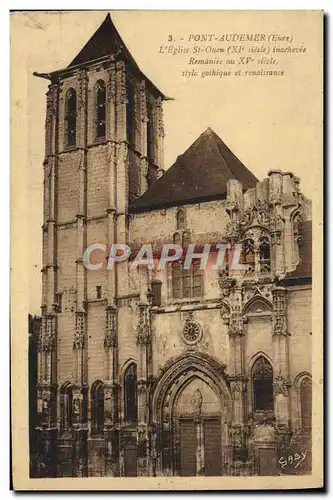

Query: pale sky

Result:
[11,11,322,314]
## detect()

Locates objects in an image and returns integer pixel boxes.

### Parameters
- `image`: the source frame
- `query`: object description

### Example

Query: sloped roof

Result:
[285,220,312,279]
[68,13,132,68]
[68,13,164,97]
[35,13,164,96]
[130,127,258,212]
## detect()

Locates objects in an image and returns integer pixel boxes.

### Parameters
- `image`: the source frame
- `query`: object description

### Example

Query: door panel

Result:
[204,418,222,476]
[258,448,276,476]
[179,419,197,476]
[124,446,137,477]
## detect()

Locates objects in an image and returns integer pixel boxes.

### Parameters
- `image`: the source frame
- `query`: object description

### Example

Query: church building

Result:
[34,13,312,477]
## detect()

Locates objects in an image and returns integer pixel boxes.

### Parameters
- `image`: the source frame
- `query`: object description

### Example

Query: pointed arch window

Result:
[182,231,190,248]
[173,232,181,245]
[292,212,303,240]
[96,80,106,140]
[300,377,312,429]
[259,236,271,273]
[177,209,185,230]
[241,238,255,275]
[65,88,77,147]
[91,380,104,436]
[60,382,73,433]
[252,357,274,411]
[124,363,137,423]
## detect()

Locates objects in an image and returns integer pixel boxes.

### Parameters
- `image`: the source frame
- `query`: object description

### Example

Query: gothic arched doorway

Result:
[152,352,232,476]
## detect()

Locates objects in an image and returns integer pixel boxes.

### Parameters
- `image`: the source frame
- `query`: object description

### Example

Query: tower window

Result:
[252,356,274,412]
[124,363,137,422]
[96,286,102,299]
[65,88,77,147]
[95,80,106,139]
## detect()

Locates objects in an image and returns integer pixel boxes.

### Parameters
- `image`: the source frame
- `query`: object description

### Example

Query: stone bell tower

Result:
[34,13,165,476]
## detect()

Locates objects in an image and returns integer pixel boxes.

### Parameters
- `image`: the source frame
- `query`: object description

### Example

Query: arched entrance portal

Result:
[152,352,232,476]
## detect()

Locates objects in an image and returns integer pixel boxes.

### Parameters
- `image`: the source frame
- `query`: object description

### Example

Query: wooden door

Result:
[258,447,276,476]
[204,418,222,476]
[179,419,197,476]
[124,445,137,477]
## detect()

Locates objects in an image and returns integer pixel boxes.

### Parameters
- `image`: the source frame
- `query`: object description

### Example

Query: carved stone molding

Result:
[140,158,149,177]
[107,64,116,103]
[240,200,274,231]
[220,301,231,325]
[140,81,147,122]
[228,308,244,338]
[73,312,86,349]
[116,62,127,104]
[45,85,58,128]
[230,381,243,394]
[225,220,240,239]
[273,372,290,397]
[42,315,56,352]
[104,307,117,348]
[218,271,237,297]
[137,304,150,345]
[77,69,89,110]
[156,96,165,137]
[272,288,287,336]
[182,312,202,345]
[190,388,203,418]
[226,200,284,240]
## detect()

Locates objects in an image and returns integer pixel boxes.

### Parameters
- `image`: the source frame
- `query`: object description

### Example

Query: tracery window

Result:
[95,79,106,140]
[171,261,203,299]
[241,238,255,275]
[124,363,137,423]
[252,357,274,411]
[259,236,271,273]
[65,88,77,147]
[240,235,271,275]
[171,210,203,299]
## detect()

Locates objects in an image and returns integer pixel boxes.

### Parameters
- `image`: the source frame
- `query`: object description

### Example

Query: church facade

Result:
[33,13,313,477]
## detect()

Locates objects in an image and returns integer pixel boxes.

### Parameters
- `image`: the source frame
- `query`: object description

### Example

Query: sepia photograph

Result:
[11,9,323,490]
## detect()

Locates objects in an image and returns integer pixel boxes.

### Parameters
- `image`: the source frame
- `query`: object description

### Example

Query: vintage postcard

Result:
[11,10,323,490]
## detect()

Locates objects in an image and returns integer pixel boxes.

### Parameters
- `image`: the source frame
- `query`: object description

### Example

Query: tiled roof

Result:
[68,13,164,97]
[130,127,258,212]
